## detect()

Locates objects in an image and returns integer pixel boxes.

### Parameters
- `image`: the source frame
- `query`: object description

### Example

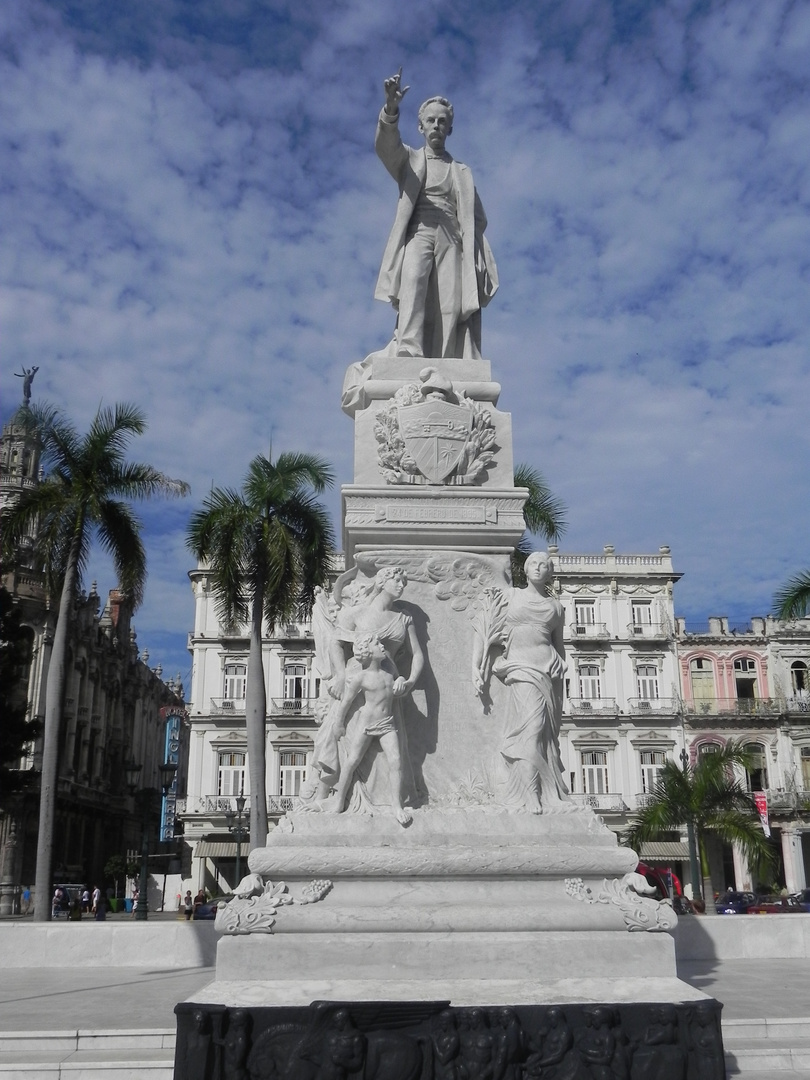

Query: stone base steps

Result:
[724,1019,810,1075]
[0,1030,174,1078]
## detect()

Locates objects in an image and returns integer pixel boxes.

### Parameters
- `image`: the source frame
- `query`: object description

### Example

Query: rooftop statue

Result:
[15,365,39,404]
[375,69,498,360]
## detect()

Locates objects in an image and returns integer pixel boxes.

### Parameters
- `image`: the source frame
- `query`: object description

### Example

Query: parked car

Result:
[716,890,757,915]
[746,895,805,914]
[790,888,810,912]
[193,902,218,920]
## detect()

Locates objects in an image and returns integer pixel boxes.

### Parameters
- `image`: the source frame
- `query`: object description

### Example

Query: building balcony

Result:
[567,698,617,716]
[625,623,670,641]
[566,622,610,641]
[210,698,246,716]
[176,795,305,816]
[269,697,316,718]
[627,697,678,716]
[570,793,627,812]
[786,697,810,715]
[683,697,779,717]
[634,792,657,810]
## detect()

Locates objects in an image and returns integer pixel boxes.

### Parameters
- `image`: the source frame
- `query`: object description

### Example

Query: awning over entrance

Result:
[196,841,238,858]
[638,842,691,862]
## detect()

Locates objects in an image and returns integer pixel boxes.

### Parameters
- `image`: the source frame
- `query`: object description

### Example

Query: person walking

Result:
[91,884,101,915]
[183,890,193,920]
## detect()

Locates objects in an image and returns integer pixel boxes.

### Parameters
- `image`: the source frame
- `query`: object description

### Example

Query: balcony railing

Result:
[269,697,316,718]
[627,697,678,715]
[210,698,246,715]
[567,698,617,716]
[634,792,657,810]
[786,697,810,714]
[570,793,627,812]
[626,622,670,640]
[176,795,304,815]
[567,622,610,640]
[683,698,779,717]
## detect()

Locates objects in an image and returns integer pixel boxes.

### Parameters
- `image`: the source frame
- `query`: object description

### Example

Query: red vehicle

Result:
[636,862,683,900]
[746,895,805,914]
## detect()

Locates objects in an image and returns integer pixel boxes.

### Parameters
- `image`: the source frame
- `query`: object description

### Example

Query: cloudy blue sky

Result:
[2,0,808,687]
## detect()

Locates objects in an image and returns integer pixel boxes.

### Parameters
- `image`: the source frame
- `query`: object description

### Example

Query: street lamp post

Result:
[124,759,178,921]
[226,793,248,887]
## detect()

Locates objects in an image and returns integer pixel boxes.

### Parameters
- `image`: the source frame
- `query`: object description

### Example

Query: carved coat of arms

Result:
[375,367,497,486]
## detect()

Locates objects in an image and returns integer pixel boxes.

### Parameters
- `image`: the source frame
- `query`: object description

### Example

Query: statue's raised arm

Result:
[374,70,498,361]
[383,67,410,117]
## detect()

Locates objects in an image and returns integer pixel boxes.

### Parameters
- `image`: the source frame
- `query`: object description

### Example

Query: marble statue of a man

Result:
[374,69,498,360]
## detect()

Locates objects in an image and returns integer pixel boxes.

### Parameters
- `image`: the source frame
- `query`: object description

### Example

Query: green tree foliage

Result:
[0,585,40,804]
[1,403,188,920]
[187,451,335,849]
[773,569,810,620]
[511,463,568,587]
[625,741,775,904]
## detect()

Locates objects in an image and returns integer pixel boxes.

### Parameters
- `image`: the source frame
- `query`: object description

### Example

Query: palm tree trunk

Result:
[245,594,269,849]
[33,532,81,920]
[686,819,701,903]
[699,836,717,914]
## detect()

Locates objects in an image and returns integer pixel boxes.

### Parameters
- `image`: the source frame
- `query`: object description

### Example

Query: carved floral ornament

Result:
[214,874,332,935]
[374,371,496,486]
[565,873,678,932]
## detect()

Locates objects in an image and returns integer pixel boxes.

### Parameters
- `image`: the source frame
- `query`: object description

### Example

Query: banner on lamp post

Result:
[753,791,771,838]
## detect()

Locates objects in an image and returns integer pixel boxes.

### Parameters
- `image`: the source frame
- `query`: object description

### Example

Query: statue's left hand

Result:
[393,675,410,697]
[384,67,410,115]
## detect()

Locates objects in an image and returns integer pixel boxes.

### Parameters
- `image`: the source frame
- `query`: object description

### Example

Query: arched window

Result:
[218,751,245,797]
[581,751,609,794]
[578,664,601,700]
[743,742,767,792]
[801,747,810,792]
[791,661,808,696]
[636,664,659,701]
[733,657,758,701]
[223,663,246,701]
[283,663,307,702]
[690,657,715,708]
[279,750,307,796]
[640,750,665,793]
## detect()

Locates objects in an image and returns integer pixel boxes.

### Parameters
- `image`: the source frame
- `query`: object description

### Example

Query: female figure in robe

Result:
[473,551,570,813]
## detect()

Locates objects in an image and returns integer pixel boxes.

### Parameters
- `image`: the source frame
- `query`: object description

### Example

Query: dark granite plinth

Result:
[174,997,724,1079]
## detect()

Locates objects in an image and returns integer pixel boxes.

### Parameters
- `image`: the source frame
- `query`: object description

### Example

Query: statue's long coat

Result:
[374,109,498,321]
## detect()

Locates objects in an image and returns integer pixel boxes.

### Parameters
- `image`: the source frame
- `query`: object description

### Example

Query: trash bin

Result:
[124,898,133,913]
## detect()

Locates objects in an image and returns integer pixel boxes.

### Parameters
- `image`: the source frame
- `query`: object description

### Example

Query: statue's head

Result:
[418,96,453,152]
[354,632,385,664]
[524,550,553,591]
[373,565,407,597]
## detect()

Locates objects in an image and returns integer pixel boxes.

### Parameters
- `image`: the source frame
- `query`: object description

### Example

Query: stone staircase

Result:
[723,1018,810,1076]
[0,1029,175,1078]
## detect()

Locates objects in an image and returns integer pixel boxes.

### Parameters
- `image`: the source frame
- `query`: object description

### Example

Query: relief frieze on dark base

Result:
[174,998,725,1080]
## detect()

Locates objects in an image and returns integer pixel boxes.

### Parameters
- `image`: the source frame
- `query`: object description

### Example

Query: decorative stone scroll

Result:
[374,369,496,485]
[214,876,332,935]
[564,873,678,932]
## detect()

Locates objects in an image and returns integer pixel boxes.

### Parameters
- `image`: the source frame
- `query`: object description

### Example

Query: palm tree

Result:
[774,570,810,620]
[511,463,568,586]
[187,452,335,850]
[1,403,188,920]
[625,741,775,909]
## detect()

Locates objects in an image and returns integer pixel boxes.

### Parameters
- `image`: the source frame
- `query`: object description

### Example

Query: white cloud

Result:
[2,0,808,677]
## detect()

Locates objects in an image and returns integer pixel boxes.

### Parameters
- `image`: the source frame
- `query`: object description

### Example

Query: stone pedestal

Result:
[177,351,723,1076]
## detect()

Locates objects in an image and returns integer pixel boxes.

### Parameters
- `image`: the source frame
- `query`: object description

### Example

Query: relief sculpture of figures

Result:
[306,565,425,822]
[375,68,498,359]
[472,551,572,814]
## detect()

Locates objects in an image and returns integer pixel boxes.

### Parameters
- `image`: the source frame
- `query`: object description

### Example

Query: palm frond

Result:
[514,463,567,541]
[773,570,810,620]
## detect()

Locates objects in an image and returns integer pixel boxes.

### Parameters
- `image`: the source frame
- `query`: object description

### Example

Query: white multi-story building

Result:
[178,546,810,899]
